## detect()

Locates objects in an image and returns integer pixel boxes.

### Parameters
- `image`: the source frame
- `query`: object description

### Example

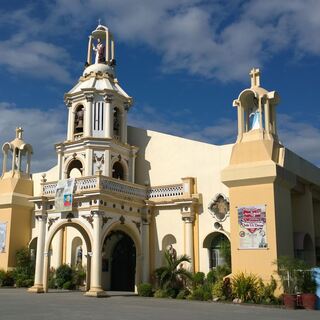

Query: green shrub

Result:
[62,281,75,290]
[48,267,56,289]
[176,289,190,299]
[56,264,73,289]
[154,288,173,298]
[137,283,153,297]
[73,266,86,288]
[0,270,14,287]
[189,285,212,301]
[214,265,231,281]
[232,272,258,303]
[13,248,35,287]
[192,272,205,287]
[256,276,277,304]
[206,270,217,284]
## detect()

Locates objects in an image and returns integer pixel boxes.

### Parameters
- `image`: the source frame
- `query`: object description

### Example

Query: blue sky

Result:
[0,0,320,171]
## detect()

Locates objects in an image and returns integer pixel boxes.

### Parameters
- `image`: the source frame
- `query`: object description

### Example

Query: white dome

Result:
[83,63,115,77]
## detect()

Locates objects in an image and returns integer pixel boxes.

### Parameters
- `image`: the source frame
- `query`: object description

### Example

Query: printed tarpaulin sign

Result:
[238,205,268,249]
[0,223,7,252]
[55,178,75,212]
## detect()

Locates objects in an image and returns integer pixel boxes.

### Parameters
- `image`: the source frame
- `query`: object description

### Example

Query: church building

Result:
[0,24,319,296]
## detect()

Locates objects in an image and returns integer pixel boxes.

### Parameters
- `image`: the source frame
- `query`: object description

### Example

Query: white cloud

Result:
[2,0,320,82]
[0,102,67,172]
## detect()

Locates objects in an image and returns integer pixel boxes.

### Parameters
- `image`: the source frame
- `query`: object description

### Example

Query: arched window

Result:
[112,161,124,180]
[67,159,83,178]
[74,105,84,134]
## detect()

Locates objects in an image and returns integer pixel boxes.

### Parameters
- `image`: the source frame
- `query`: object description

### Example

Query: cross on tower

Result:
[250,68,260,87]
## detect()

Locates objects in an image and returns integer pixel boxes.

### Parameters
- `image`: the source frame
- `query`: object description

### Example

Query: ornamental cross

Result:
[250,67,260,87]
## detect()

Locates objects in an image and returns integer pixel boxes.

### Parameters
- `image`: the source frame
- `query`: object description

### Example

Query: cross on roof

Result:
[250,68,260,87]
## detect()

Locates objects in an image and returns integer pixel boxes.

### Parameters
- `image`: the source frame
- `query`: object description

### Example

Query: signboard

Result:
[238,205,268,249]
[55,178,75,212]
[0,223,7,253]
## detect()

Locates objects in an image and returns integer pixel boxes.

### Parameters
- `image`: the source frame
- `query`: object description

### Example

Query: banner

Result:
[0,223,7,253]
[55,178,75,212]
[238,205,268,249]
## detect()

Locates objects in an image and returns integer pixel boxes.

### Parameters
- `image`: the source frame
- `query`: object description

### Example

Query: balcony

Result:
[41,175,188,201]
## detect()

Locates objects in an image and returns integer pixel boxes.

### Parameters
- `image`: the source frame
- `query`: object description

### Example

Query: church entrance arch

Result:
[102,230,136,292]
[43,221,92,292]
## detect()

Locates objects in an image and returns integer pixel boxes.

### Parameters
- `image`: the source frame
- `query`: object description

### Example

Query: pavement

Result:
[0,288,318,320]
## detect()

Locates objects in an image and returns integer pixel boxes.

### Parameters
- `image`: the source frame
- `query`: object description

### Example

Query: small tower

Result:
[221,69,295,282]
[58,24,138,182]
[0,128,33,270]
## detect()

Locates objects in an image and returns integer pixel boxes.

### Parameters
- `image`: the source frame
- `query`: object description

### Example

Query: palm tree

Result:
[155,250,192,292]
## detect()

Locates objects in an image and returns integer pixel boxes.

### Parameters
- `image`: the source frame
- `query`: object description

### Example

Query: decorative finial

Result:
[41,173,47,183]
[98,18,101,25]
[16,127,23,139]
[249,68,260,87]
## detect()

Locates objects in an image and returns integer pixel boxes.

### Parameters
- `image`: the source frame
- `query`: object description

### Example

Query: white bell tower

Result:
[56,24,138,182]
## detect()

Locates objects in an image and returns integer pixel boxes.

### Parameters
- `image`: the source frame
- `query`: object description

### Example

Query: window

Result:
[112,161,124,180]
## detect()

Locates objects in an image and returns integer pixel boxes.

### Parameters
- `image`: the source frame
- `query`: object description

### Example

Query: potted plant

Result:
[274,256,300,309]
[300,270,317,310]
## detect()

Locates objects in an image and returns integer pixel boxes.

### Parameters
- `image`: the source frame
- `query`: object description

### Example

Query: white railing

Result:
[147,184,184,198]
[42,177,184,200]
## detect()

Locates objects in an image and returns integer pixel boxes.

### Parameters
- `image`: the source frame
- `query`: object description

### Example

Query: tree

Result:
[154,250,192,293]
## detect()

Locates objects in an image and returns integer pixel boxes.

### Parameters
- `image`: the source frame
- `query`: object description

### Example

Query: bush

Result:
[215,265,231,281]
[13,248,35,287]
[176,289,190,299]
[256,276,277,304]
[206,270,217,284]
[232,272,259,303]
[137,283,153,297]
[73,266,86,288]
[62,281,75,290]
[154,288,174,298]
[192,272,205,288]
[0,270,14,287]
[55,264,73,289]
[48,267,56,289]
[189,285,212,301]
[212,278,232,301]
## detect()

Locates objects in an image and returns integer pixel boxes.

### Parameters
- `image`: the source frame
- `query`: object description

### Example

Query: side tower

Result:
[0,128,33,270]
[59,24,137,182]
[221,69,294,281]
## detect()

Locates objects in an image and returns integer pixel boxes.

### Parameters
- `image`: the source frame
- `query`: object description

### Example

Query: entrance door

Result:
[111,232,136,291]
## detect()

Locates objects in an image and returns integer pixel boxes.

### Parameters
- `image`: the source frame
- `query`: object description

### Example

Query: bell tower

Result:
[222,69,296,282]
[0,128,33,270]
[57,24,138,182]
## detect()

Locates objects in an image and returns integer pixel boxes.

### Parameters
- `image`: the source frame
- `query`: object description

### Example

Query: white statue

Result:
[93,38,105,64]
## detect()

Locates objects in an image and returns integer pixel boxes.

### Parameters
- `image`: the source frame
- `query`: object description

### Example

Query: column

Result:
[87,35,93,65]
[142,216,150,283]
[105,30,110,62]
[67,106,75,141]
[2,151,7,175]
[264,98,271,137]
[121,108,127,143]
[104,149,111,177]
[29,213,47,293]
[55,230,63,267]
[26,151,31,175]
[258,96,263,130]
[104,95,113,139]
[182,213,194,273]
[85,211,106,296]
[84,95,93,137]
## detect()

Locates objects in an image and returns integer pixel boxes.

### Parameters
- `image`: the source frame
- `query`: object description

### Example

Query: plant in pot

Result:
[300,270,317,310]
[274,256,301,309]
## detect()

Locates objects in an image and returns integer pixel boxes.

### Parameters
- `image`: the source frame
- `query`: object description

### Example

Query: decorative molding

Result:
[48,217,59,230]
[119,215,125,224]
[104,94,113,103]
[102,216,113,228]
[132,220,141,233]
[66,212,74,222]
[208,193,230,222]
[85,94,94,102]
[82,214,93,227]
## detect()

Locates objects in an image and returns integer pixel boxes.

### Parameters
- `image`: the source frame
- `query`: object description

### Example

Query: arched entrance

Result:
[102,230,136,291]
[43,222,92,292]
[203,232,231,269]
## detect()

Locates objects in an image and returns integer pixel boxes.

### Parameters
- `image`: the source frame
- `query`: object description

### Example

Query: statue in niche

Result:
[74,107,84,132]
[248,98,263,130]
[167,244,177,261]
[76,246,82,265]
[93,38,105,64]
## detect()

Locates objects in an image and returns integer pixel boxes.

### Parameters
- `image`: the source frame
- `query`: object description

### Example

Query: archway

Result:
[203,232,231,269]
[112,161,124,180]
[66,159,83,178]
[102,230,136,291]
[43,222,92,292]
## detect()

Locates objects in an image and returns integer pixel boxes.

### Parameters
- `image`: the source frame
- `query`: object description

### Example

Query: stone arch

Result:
[294,232,315,265]
[101,221,142,291]
[43,220,93,292]
[111,156,129,181]
[66,158,84,178]
[203,232,231,269]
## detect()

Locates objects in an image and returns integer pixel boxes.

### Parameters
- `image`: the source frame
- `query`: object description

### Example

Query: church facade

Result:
[0,25,319,296]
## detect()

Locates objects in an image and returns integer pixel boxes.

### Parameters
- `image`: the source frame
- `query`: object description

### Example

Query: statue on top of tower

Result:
[93,38,105,64]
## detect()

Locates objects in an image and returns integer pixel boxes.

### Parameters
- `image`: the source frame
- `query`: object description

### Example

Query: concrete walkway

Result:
[0,288,318,320]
